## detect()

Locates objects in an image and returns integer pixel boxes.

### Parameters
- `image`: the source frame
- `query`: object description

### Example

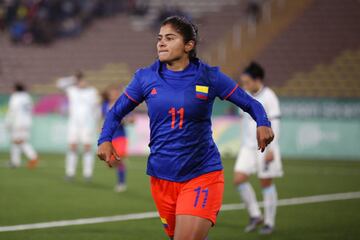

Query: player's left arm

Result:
[263,91,281,162]
[98,70,144,164]
[215,71,274,152]
[4,96,15,130]
[93,89,102,124]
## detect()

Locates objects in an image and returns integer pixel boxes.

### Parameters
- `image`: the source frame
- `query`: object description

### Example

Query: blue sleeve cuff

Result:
[257,119,271,127]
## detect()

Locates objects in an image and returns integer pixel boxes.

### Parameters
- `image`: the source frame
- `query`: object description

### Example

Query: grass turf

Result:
[0,153,359,239]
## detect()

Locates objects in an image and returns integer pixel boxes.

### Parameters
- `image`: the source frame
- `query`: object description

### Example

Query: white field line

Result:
[1,191,360,232]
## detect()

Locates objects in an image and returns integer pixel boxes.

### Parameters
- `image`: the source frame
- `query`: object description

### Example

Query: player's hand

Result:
[257,126,274,152]
[97,142,121,168]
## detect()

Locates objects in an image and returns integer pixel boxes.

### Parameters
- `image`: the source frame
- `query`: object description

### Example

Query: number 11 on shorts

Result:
[194,187,209,208]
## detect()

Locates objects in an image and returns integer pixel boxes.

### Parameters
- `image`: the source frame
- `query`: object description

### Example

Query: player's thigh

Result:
[80,127,95,149]
[11,127,30,142]
[150,177,178,238]
[233,171,250,185]
[257,145,284,179]
[67,123,80,145]
[234,147,257,176]
[176,171,224,228]
[174,215,212,240]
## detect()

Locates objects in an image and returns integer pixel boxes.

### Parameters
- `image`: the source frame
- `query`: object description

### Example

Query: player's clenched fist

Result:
[97,142,121,168]
[256,126,274,152]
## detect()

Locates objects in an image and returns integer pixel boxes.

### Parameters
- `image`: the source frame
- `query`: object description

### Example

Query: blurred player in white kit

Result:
[234,62,283,235]
[5,83,38,169]
[57,71,100,181]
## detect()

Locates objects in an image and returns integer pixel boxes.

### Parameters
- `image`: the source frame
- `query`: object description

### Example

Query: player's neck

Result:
[166,57,190,72]
[252,84,264,96]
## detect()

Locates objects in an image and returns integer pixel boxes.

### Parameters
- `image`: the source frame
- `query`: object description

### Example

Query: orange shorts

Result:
[150,170,224,238]
[111,137,128,158]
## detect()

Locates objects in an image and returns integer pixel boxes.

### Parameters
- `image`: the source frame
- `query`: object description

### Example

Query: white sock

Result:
[237,182,262,218]
[83,151,94,178]
[10,144,21,167]
[262,184,278,227]
[20,142,37,160]
[65,151,78,177]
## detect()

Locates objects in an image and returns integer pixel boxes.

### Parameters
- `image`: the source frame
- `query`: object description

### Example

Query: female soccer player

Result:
[97,16,274,240]
[5,83,38,169]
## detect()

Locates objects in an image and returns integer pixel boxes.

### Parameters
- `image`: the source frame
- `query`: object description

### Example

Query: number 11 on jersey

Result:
[168,107,184,129]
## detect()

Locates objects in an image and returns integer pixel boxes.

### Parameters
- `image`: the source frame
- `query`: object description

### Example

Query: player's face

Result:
[240,74,259,94]
[77,79,87,88]
[157,24,193,63]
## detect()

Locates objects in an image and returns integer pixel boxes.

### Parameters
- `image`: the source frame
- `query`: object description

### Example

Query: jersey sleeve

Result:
[227,87,271,127]
[214,70,270,127]
[265,90,281,120]
[124,70,145,104]
[214,71,238,100]
[56,76,76,91]
[97,94,138,145]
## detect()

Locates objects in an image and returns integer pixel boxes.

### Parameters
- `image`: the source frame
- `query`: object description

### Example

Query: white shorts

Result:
[67,124,95,145]
[234,146,283,179]
[11,127,31,141]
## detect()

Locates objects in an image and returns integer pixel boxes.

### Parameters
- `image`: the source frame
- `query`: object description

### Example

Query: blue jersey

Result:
[99,59,270,182]
[102,101,126,139]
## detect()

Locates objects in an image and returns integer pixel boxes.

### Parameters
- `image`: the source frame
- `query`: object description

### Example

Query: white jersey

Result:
[66,86,99,127]
[5,92,33,129]
[57,76,100,128]
[240,86,281,149]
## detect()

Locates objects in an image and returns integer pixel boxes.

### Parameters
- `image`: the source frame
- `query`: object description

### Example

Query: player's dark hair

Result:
[14,82,26,92]
[75,70,83,81]
[161,16,198,59]
[243,62,265,81]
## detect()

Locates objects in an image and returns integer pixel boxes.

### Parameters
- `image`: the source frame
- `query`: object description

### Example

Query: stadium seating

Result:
[256,0,360,96]
[0,0,245,94]
[275,49,360,98]
[200,0,314,78]
[1,0,359,99]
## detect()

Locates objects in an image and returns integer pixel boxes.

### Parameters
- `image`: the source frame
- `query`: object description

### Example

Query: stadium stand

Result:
[274,49,360,98]
[0,0,246,94]
[198,0,314,78]
[0,0,359,98]
[256,0,360,97]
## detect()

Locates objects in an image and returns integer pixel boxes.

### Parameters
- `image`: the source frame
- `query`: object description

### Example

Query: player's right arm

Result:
[97,71,144,164]
[56,76,76,91]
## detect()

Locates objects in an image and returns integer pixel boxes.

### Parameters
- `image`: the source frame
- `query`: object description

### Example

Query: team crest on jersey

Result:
[151,88,157,95]
[195,85,209,100]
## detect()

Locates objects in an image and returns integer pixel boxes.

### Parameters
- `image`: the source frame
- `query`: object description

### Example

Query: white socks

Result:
[66,150,94,178]
[262,184,278,227]
[238,182,278,227]
[83,151,94,178]
[10,143,37,167]
[20,143,37,160]
[10,144,21,167]
[237,182,262,218]
[65,150,78,177]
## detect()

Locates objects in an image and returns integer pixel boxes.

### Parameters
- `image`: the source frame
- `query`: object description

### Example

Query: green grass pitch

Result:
[0,153,360,240]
